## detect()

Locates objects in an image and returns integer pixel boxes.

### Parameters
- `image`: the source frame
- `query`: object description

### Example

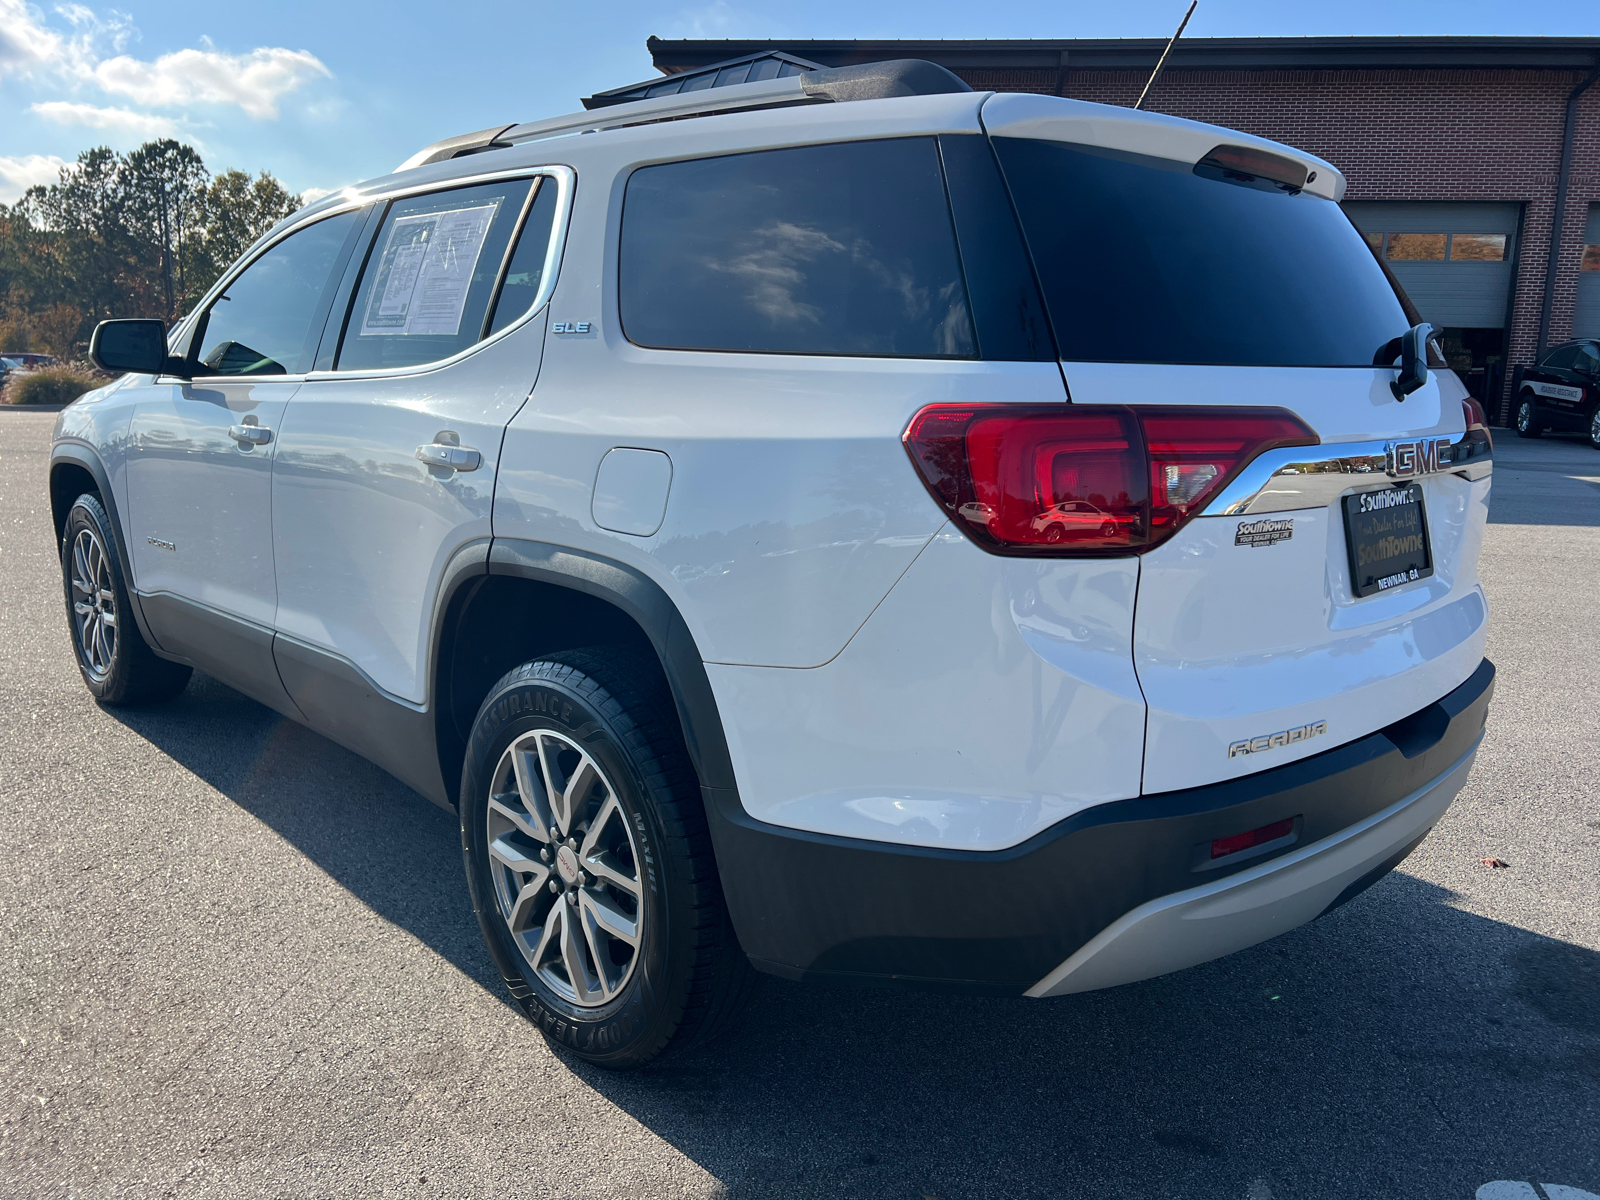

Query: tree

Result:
[201,170,302,287]
[31,302,83,356]
[0,141,301,356]
[124,140,209,320]
[18,147,151,323]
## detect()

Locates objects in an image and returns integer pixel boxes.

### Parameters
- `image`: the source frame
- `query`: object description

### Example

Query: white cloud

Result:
[297,185,338,204]
[0,0,68,77]
[94,45,329,119]
[31,99,180,139]
[0,152,68,202]
[0,1,330,120]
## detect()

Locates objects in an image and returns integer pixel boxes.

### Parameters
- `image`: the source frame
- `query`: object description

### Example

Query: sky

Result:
[1,0,1596,205]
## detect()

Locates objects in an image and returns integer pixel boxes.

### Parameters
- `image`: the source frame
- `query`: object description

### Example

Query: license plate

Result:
[1343,484,1433,598]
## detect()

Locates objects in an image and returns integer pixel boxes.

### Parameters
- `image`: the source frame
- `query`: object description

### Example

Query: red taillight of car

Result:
[903,404,1318,556]
[1461,396,1494,449]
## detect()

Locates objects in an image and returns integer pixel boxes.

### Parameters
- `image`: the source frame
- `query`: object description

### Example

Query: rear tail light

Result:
[903,405,1318,556]
[1462,395,1493,444]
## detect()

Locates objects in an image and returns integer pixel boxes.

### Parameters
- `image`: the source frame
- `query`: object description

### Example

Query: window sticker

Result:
[361,202,499,337]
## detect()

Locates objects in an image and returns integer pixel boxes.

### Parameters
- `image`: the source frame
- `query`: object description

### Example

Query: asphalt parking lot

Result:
[1,408,1596,1200]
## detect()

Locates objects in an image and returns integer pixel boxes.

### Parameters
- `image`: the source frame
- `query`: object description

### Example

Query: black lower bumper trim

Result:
[704,659,1494,995]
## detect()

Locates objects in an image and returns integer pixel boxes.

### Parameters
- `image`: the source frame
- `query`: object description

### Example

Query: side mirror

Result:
[89,320,190,377]
[1390,321,1436,401]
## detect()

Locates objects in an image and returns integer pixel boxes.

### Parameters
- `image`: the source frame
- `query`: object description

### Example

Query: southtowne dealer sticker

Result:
[1236,517,1294,547]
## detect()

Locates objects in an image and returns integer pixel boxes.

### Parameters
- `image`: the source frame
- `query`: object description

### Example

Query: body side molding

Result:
[272,633,447,804]
[137,591,304,721]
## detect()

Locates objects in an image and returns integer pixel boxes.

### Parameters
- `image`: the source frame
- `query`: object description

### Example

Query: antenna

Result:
[1135,0,1198,111]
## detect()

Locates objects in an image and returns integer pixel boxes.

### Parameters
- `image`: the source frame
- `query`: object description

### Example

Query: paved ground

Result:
[1,408,1596,1200]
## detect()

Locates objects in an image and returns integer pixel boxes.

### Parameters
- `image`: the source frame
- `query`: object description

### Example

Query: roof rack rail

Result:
[395,57,972,172]
[583,50,824,109]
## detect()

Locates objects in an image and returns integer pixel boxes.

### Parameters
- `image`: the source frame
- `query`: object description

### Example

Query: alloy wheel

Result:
[485,730,644,1007]
[69,527,116,680]
[1517,401,1532,433]
[1591,409,1600,447]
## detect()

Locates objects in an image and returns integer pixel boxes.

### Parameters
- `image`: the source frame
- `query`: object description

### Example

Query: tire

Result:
[1515,395,1542,438]
[460,648,754,1068]
[60,493,192,705]
[1589,408,1600,450]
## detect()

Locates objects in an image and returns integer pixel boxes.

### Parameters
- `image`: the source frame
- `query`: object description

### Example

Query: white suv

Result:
[52,57,1495,1068]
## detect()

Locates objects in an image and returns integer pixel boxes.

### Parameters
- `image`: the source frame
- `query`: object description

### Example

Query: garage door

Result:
[1343,202,1520,328]
[1575,204,1600,340]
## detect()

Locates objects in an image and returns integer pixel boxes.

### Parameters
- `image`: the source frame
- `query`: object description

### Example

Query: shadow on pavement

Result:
[109,672,1600,1200]
[106,670,505,997]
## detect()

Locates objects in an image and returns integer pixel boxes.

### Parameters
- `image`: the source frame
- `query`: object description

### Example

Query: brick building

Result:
[647,36,1600,423]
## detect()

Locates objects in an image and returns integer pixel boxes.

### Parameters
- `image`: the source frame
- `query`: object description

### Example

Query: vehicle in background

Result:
[5,352,58,368]
[1514,338,1600,447]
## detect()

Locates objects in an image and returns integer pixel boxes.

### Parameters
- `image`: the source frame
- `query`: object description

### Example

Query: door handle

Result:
[229,422,272,446]
[416,435,481,472]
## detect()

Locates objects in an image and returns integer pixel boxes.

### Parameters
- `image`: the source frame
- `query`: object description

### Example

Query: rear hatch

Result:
[984,95,1492,793]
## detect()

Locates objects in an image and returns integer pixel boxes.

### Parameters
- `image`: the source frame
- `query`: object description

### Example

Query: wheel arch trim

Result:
[482,538,738,794]
[48,441,166,655]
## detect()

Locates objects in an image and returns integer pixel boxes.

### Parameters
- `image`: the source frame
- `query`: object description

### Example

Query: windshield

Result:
[993,138,1411,367]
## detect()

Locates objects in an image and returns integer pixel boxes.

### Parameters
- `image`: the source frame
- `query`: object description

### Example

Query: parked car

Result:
[5,352,57,368]
[1513,338,1600,446]
[51,56,1494,1068]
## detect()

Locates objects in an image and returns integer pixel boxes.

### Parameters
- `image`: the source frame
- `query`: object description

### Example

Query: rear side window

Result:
[619,138,976,358]
[486,179,561,337]
[336,178,534,371]
[993,138,1412,367]
[1541,345,1578,370]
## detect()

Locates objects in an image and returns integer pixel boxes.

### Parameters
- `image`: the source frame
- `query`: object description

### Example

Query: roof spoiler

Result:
[396,57,972,172]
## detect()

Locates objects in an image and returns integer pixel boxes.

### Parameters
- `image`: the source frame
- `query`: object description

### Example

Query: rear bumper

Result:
[705,658,1494,995]
[1025,743,1474,995]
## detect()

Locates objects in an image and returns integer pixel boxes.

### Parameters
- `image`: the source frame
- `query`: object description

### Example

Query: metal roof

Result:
[648,35,1600,74]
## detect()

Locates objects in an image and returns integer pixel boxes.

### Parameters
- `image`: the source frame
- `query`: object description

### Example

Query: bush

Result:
[3,365,104,406]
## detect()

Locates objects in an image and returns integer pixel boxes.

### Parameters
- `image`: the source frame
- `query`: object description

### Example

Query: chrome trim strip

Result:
[1201,430,1493,517]
[175,166,575,386]
[304,165,575,382]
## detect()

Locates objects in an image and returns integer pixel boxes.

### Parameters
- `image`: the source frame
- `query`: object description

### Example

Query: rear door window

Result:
[993,138,1411,367]
[619,138,976,358]
[335,178,534,372]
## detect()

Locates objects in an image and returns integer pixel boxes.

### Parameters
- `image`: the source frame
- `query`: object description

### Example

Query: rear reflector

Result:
[1211,817,1296,860]
[903,404,1317,556]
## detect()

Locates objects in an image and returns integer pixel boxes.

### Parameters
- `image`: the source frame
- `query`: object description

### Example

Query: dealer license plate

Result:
[1343,484,1433,598]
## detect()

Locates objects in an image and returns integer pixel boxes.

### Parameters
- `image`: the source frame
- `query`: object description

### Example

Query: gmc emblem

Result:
[1386,437,1451,478]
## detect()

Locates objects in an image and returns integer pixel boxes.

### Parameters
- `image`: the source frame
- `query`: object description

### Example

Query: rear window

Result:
[619,138,975,358]
[993,138,1411,367]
